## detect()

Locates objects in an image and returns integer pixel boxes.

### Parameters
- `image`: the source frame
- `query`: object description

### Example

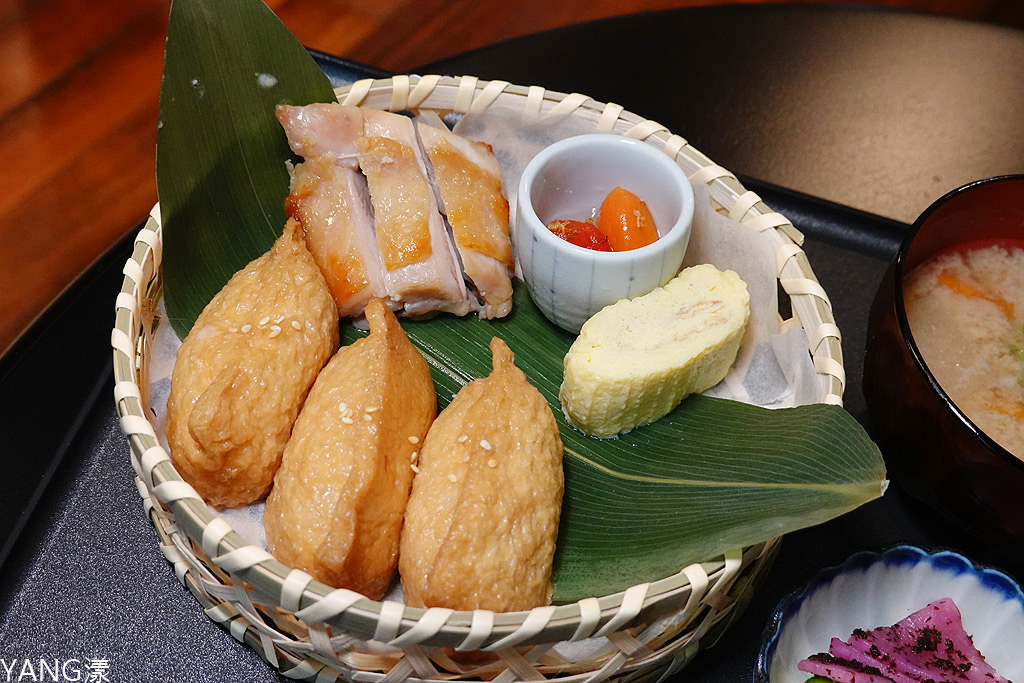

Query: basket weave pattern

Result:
[112,75,843,682]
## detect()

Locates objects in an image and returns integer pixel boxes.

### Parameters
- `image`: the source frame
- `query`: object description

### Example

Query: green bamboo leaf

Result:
[157,0,886,606]
[156,0,337,338]
[354,282,886,602]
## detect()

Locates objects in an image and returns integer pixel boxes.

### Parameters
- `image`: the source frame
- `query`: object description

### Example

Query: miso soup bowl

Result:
[515,134,694,333]
[863,174,1024,557]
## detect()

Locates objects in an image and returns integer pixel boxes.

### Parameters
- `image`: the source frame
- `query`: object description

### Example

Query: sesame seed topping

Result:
[362,413,373,422]
[229,327,239,333]
[339,403,348,412]
[275,315,285,323]
[447,473,458,483]
[408,436,419,444]
[457,435,468,443]
[291,320,302,330]
[341,416,354,424]
[365,406,379,413]
[241,324,252,333]
[259,316,271,326]
[411,464,420,473]
[410,451,418,461]
[269,325,282,338]
[487,459,498,468]
[480,439,492,451]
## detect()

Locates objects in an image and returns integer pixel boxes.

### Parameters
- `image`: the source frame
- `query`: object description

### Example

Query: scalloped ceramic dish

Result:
[756,545,1024,683]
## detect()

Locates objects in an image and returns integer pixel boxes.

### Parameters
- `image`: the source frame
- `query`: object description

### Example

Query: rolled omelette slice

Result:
[560,263,750,437]
[263,297,435,599]
[166,219,339,508]
[399,337,564,612]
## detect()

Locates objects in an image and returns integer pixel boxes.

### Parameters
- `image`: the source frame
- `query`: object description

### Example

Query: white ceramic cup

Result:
[515,133,695,333]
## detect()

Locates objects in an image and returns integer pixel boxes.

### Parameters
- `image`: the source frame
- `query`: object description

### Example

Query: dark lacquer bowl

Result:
[864,174,1024,556]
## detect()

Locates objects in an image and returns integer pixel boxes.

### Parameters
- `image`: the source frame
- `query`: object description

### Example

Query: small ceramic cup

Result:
[515,133,694,333]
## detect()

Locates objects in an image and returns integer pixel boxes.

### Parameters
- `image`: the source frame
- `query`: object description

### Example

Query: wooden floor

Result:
[1,0,1022,358]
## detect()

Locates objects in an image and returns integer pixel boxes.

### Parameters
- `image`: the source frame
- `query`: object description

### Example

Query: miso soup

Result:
[904,243,1024,458]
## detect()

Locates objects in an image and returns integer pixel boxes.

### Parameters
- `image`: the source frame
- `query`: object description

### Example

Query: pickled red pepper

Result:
[546,187,658,252]
[547,220,612,251]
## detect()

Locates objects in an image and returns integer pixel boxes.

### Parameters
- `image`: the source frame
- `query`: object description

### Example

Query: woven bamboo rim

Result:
[111,75,844,682]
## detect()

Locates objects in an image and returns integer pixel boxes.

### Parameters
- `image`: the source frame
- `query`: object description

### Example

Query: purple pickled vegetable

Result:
[826,638,892,675]
[798,598,1012,683]
[798,652,894,682]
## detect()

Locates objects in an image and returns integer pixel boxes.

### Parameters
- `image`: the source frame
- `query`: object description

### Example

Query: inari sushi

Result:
[263,298,436,598]
[400,338,563,611]
[166,219,339,508]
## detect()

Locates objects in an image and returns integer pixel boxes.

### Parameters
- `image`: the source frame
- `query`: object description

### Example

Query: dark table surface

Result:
[2,4,1023,681]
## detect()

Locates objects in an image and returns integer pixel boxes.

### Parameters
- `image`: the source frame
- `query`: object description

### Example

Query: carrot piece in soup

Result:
[597,187,658,251]
[937,269,1015,318]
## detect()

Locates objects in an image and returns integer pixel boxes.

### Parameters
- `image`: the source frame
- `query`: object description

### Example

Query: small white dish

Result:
[756,545,1024,683]
[514,133,694,333]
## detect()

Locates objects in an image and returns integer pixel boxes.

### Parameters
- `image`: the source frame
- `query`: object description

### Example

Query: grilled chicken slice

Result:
[277,104,391,317]
[416,120,514,319]
[358,109,471,316]
[276,103,363,170]
[284,156,389,318]
[276,103,511,320]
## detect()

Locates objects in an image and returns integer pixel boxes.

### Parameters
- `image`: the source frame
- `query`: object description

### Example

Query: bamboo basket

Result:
[111,75,845,683]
